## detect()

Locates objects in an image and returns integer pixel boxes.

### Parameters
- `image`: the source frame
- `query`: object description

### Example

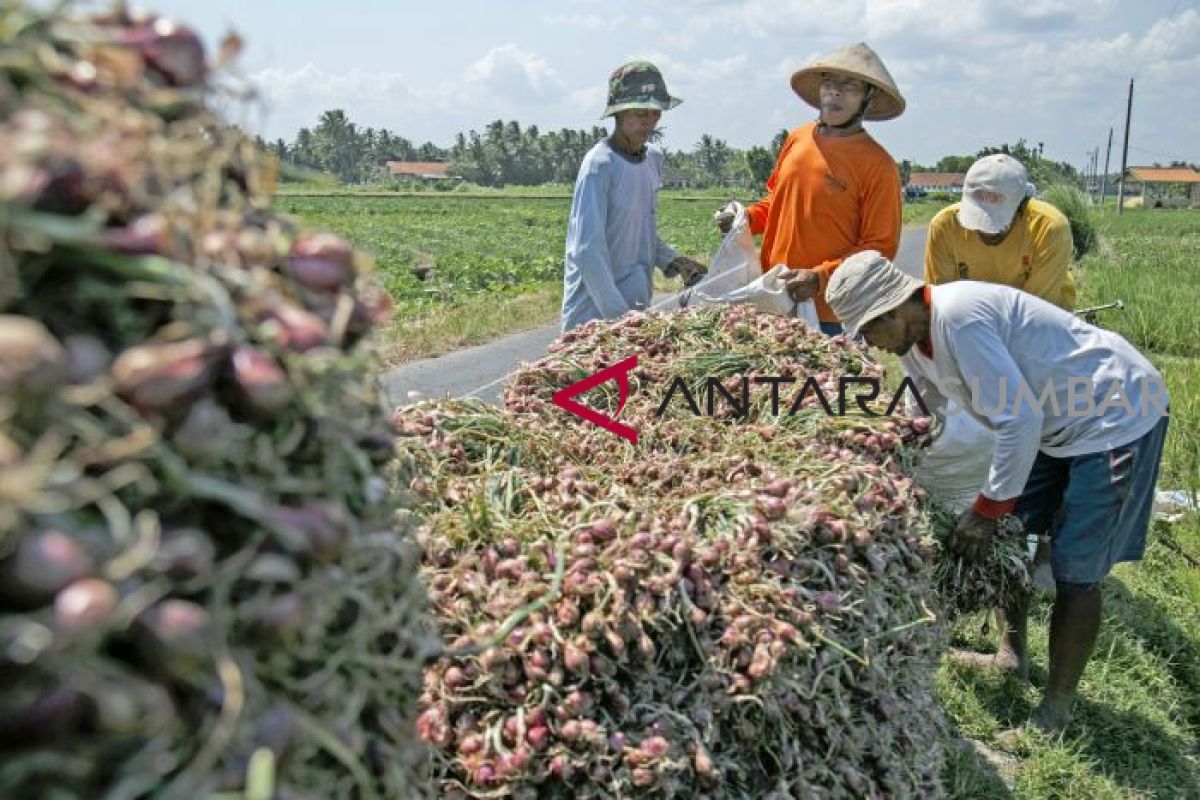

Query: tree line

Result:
[901,139,1080,189]
[264,109,1089,192]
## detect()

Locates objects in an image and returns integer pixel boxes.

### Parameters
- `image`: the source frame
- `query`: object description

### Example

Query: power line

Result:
[1129,144,1198,162]
[1133,0,1188,80]
[1097,1,1196,192]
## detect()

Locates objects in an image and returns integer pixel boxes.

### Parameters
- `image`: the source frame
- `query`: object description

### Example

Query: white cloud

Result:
[661,16,721,49]
[252,64,420,107]
[731,0,861,38]
[1138,7,1200,65]
[1002,7,1200,110]
[567,84,608,115]
[243,45,569,141]
[692,54,751,83]
[864,0,991,41]
[226,2,1198,165]
[544,13,625,30]
[242,63,434,141]
[463,44,564,103]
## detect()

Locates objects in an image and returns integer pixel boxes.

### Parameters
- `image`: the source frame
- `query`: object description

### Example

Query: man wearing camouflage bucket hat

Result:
[561,61,707,331]
[715,43,905,335]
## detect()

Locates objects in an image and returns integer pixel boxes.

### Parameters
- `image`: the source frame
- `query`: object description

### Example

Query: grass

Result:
[939,516,1200,799]
[373,287,560,364]
[1075,208,1200,358]
[1157,355,1200,497]
[1042,184,1099,259]
[904,198,952,225]
[276,194,727,366]
[938,207,1200,798]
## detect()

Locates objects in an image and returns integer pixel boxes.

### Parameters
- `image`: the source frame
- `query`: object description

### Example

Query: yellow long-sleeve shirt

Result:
[924,199,1076,310]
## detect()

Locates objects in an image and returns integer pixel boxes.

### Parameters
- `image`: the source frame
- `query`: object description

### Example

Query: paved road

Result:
[379,225,928,407]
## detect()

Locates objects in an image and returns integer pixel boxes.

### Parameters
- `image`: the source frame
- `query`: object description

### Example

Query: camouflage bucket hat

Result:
[601,60,682,118]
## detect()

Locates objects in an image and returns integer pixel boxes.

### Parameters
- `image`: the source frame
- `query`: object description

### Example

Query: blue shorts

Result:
[819,321,844,336]
[1014,415,1169,584]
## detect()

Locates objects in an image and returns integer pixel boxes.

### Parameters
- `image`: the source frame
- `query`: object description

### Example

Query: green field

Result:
[1077,209,1200,358]
[275,195,722,362]
[276,197,711,292]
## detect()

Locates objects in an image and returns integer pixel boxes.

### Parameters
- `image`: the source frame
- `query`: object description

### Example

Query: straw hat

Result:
[825,251,923,336]
[790,43,906,121]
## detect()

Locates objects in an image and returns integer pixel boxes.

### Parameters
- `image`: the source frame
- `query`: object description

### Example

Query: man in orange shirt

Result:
[717,43,904,335]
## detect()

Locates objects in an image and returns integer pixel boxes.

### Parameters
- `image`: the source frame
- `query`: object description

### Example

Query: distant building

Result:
[906,172,967,194]
[1123,166,1200,207]
[661,165,691,190]
[386,161,455,180]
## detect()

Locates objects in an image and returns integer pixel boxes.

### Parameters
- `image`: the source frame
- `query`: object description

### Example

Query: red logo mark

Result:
[551,355,639,444]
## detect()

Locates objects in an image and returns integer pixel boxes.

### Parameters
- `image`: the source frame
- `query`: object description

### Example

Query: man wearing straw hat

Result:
[715,43,905,335]
[560,61,707,332]
[825,250,1169,733]
[926,153,1077,310]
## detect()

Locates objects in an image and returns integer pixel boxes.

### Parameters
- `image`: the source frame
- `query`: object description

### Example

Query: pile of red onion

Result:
[0,5,431,798]
[396,305,952,799]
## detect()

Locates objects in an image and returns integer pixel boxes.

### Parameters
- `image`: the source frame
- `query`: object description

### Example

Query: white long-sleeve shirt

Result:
[901,282,1168,504]
[560,140,682,331]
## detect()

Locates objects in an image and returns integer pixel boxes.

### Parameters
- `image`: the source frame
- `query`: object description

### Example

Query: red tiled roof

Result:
[386,161,452,177]
[908,172,967,187]
[1126,166,1200,183]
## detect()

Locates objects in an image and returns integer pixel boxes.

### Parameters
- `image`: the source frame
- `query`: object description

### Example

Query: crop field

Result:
[277,195,718,316]
[1077,210,1200,359]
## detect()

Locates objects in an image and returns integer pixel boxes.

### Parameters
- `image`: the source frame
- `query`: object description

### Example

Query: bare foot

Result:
[994,701,1073,751]
[945,648,1031,681]
[1029,700,1072,734]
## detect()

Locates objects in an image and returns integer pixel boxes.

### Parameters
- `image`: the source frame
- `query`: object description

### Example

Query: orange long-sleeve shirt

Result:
[747,122,902,322]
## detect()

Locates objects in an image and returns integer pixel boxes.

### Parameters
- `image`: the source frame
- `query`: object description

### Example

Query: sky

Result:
[128,0,1199,169]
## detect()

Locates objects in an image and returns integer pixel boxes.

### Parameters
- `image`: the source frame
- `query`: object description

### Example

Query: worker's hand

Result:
[714,207,737,234]
[670,257,708,287]
[784,270,819,302]
[949,510,997,562]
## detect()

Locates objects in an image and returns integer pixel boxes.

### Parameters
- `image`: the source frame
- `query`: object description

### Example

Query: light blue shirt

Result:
[560,139,682,331]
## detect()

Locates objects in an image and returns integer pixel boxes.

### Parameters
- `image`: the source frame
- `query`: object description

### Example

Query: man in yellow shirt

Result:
[924,154,1076,310]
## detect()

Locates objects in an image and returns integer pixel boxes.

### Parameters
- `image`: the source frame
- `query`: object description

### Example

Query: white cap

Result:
[825,250,923,336]
[956,154,1032,235]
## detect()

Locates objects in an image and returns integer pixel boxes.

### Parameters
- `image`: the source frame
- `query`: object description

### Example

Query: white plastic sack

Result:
[1154,489,1199,523]
[722,264,819,320]
[913,412,996,513]
[663,202,821,328]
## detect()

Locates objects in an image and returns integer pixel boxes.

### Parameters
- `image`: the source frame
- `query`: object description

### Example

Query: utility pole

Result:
[1117,79,1134,215]
[1100,127,1113,209]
